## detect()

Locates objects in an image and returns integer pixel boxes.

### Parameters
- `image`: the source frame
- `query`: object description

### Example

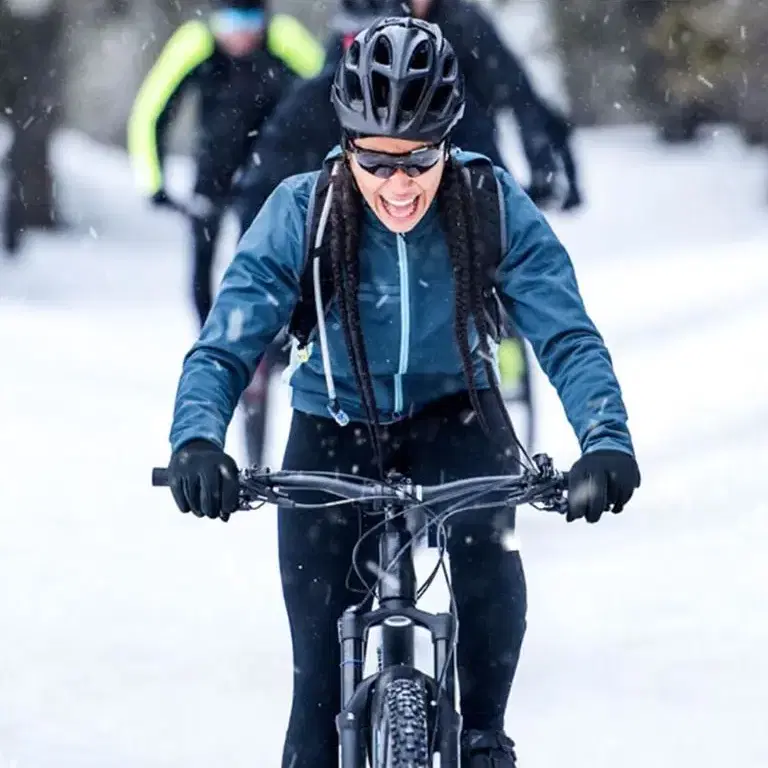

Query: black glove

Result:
[567,450,640,523]
[167,439,240,522]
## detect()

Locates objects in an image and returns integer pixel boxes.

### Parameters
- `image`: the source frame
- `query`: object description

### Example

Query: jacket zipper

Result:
[394,234,410,416]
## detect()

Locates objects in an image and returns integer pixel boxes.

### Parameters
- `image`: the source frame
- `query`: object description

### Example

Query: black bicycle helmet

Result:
[331,17,465,143]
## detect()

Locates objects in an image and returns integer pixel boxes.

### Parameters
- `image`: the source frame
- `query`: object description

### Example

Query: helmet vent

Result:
[429,84,452,115]
[401,78,427,114]
[344,69,365,107]
[442,53,457,80]
[371,70,391,111]
[348,40,361,67]
[409,40,431,72]
[373,35,393,67]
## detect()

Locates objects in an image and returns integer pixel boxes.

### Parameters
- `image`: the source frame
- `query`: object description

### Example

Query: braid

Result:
[438,157,522,454]
[329,161,384,477]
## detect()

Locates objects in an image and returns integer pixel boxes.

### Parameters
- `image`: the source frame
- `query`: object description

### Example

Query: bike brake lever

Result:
[240,468,289,507]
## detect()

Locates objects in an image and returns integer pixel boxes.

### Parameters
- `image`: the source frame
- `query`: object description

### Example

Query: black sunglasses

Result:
[346,140,446,178]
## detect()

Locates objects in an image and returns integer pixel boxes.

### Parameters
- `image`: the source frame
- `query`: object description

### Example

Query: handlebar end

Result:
[152,468,169,487]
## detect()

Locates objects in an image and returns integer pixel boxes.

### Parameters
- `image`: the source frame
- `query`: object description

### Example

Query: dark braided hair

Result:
[437,157,517,441]
[328,155,521,474]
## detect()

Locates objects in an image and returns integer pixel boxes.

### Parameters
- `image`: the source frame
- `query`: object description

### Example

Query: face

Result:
[347,136,446,234]
[410,0,433,19]
[216,30,263,57]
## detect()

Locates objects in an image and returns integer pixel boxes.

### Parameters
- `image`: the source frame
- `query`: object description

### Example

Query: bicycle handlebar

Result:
[152,454,569,512]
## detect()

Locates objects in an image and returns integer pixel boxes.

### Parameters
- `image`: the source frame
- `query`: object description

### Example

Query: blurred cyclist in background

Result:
[127,0,324,329]
[232,0,566,466]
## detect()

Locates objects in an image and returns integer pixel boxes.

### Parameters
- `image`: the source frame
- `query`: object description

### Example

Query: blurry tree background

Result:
[548,0,768,143]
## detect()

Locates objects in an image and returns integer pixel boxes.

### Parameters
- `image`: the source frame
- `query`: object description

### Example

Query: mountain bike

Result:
[152,453,569,767]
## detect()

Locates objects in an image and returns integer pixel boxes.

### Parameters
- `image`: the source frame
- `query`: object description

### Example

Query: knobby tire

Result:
[372,678,430,768]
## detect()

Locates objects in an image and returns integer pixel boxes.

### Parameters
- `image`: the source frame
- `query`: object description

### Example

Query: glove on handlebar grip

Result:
[152,468,169,487]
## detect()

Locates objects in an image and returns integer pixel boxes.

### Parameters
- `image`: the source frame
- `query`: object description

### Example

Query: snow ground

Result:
[1,125,767,768]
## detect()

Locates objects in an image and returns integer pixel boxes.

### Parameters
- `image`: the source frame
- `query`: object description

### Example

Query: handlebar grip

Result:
[152,468,170,487]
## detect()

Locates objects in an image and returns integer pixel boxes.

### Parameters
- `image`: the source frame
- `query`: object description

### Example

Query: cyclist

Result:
[232,0,566,462]
[127,0,324,329]
[163,18,640,768]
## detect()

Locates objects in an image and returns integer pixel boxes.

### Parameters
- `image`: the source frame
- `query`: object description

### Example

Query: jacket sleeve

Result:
[127,21,214,196]
[494,170,635,457]
[266,14,325,78]
[169,181,307,452]
[445,3,556,175]
[450,3,542,117]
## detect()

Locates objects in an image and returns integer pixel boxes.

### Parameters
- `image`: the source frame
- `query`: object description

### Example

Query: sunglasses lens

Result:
[372,165,397,179]
[352,145,443,178]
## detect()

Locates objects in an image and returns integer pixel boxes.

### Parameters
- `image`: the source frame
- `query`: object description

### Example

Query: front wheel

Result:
[371,678,430,768]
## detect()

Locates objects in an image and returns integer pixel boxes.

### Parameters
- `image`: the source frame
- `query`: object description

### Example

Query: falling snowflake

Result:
[226,308,245,342]
[366,561,400,592]
[502,530,520,552]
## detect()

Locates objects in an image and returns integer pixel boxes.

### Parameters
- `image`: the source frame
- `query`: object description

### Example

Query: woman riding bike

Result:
[164,18,641,768]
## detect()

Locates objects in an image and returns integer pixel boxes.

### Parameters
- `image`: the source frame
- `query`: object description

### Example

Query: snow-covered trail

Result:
[1,126,767,767]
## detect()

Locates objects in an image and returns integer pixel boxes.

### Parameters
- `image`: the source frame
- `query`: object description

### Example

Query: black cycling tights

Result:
[278,391,527,768]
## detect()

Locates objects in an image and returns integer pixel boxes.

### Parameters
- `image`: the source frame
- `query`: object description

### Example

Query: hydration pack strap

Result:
[288,159,340,350]
[462,158,507,342]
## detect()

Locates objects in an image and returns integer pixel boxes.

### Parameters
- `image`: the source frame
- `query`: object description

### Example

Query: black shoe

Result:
[461,729,517,767]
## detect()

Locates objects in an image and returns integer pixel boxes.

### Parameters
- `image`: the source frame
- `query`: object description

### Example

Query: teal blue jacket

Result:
[169,149,634,457]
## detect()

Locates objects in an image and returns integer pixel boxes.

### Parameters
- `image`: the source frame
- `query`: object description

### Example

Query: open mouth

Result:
[380,195,419,220]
